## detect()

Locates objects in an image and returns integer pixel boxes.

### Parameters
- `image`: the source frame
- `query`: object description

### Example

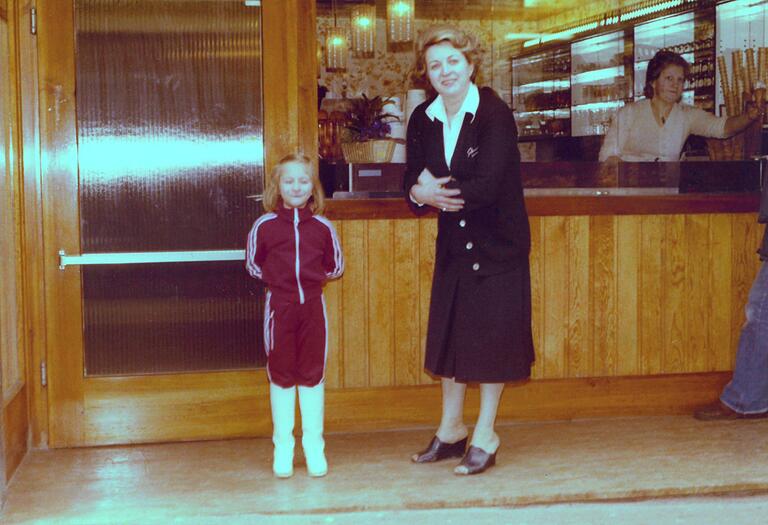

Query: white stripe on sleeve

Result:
[314,215,344,279]
[245,213,277,279]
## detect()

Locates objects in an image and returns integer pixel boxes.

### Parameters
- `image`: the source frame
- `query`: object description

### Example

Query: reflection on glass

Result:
[75,0,265,375]
[571,30,629,136]
[512,47,571,137]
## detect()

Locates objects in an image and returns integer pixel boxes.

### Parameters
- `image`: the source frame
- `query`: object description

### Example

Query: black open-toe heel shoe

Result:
[411,436,468,463]
[454,445,497,475]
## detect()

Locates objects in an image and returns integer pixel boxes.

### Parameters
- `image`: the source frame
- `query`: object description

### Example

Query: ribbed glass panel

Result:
[75,0,265,375]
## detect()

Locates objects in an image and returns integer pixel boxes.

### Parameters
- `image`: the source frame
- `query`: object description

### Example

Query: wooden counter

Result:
[325,192,762,219]
[318,192,764,430]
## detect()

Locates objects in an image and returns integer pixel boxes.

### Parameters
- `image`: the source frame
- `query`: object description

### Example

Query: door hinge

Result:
[41,360,47,387]
[30,7,37,35]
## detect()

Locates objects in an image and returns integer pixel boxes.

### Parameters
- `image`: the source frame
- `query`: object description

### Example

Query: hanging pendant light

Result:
[386,0,414,44]
[325,0,348,71]
[351,4,376,57]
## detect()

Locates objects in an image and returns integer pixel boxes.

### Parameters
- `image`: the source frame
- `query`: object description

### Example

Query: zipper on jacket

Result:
[293,209,305,304]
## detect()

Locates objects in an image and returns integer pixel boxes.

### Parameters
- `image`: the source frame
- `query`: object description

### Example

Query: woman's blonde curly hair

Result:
[262,153,325,214]
[412,25,483,93]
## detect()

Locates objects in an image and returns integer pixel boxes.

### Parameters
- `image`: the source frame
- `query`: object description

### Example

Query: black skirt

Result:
[424,256,535,383]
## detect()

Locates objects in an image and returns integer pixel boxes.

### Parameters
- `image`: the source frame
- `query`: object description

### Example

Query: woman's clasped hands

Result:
[410,168,465,212]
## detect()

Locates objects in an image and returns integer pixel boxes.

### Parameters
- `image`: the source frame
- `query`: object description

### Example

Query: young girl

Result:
[246,153,344,478]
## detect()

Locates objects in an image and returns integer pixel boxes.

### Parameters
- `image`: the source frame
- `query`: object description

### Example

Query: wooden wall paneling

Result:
[324,373,733,433]
[709,214,733,371]
[262,0,317,170]
[591,215,618,376]
[615,215,639,376]
[9,2,24,391]
[2,0,30,480]
[662,215,686,373]
[639,215,664,374]
[367,220,394,387]
[417,219,437,385]
[566,216,591,377]
[686,214,711,372]
[323,276,342,389]
[0,7,17,397]
[17,0,48,448]
[37,0,85,447]
[3,385,27,481]
[541,216,568,379]
[528,216,544,379]
[341,220,369,387]
[393,219,421,386]
[729,215,755,369]
[296,0,317,164]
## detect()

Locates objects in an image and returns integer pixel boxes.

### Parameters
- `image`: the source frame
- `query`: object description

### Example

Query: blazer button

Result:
[472,262,480,271]
[466,242,474,250]
[459,219,466,227]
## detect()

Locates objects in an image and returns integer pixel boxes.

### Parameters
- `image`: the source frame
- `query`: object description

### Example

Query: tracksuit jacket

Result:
[246,204,344,303]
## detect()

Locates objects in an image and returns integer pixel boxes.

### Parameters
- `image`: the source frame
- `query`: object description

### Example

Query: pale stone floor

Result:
[3,416,768,524]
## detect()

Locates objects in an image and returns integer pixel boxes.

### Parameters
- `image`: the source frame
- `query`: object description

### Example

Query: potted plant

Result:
[341,94,400,164]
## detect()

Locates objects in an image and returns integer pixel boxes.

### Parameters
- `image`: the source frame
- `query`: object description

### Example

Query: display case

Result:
[634,11,715,110]
[570,30,632,136]
[716,0,768,117]
[511,47,571,138]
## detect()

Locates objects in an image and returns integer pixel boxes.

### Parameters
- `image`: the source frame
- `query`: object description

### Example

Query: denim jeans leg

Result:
[721,262,768,414]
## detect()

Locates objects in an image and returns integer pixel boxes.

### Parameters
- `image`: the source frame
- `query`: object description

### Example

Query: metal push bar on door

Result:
[58,249,246,270]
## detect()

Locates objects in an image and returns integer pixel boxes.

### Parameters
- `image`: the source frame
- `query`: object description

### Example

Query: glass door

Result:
[73,0,264,376]
[39,0,283,447]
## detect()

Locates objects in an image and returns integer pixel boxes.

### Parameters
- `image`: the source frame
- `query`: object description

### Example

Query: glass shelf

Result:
[571,31,629,136]
[512,47,571,138]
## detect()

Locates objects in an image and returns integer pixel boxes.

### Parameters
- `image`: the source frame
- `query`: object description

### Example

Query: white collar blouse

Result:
[425,83,480,168]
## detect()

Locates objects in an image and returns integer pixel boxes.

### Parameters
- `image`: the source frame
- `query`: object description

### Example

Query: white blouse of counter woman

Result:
[598,98,728,162]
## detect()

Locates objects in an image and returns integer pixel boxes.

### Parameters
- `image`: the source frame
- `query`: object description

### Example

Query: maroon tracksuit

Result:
[246,204,344,387]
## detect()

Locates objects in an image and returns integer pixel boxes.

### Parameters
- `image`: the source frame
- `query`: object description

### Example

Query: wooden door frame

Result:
[32,0,318,447]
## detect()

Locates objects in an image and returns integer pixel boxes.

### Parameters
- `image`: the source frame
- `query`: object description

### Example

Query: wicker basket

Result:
[341,140,396,164]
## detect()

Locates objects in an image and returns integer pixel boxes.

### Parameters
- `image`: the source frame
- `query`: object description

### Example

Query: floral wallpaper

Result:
[317,15,526,106]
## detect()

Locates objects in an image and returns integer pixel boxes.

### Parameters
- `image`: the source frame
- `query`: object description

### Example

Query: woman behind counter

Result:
[405,25,534,475]
[599,50,759,162]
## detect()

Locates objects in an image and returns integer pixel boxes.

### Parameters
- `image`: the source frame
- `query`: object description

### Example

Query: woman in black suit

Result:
[406,25,534,475]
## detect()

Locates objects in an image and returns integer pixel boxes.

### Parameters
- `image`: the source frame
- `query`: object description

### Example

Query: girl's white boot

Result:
[298,383,328,477]
[269,383,296,478]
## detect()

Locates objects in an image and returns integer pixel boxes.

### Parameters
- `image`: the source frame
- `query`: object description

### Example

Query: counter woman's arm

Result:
[690,104,760,138]
[724,105,761,136]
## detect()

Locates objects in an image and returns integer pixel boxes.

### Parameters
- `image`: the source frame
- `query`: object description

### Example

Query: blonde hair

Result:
[262,153,325,214]
[413,25,483,92]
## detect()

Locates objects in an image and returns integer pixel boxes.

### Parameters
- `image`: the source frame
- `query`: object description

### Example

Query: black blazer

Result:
[404,87,531,275]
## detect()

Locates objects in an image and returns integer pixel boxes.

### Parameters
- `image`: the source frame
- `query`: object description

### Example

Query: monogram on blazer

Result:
[404,87,531,275]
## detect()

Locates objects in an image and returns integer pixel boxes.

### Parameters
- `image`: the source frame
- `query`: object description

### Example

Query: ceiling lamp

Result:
[325,0,348,71]
[386,0,414,44]
[351,4,376,56]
